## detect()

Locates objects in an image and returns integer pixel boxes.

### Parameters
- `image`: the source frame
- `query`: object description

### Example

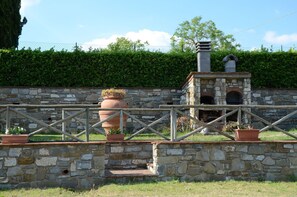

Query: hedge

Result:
[0,49,296,88]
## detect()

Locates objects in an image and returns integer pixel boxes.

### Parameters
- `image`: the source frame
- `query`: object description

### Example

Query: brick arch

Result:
[226,90,243,105]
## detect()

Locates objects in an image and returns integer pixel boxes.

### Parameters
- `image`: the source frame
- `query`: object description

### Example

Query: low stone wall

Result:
[152,141,297,181]
[105,141,153,169]
[0,142,105,189]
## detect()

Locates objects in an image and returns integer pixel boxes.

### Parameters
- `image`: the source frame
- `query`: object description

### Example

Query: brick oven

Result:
[180,41,251,124]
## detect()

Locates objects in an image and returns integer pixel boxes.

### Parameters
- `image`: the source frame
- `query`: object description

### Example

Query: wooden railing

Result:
[1,104,297,141]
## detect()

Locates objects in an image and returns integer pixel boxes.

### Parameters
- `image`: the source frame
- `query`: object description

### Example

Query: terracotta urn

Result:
[99,89,128,134]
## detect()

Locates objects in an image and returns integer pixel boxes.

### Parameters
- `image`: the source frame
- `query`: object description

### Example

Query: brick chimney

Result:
[196,41,211,72]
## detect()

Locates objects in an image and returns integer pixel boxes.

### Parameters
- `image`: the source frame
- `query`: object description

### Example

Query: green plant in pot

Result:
[106,128,125,141]
[101,88,126,99]
[1,126,29,144]
[222,121,260,141]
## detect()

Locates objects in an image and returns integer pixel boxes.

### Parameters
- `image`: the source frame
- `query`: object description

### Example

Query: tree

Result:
[0,0,27,49]
[107,37,149,52]
[170,16,240,53]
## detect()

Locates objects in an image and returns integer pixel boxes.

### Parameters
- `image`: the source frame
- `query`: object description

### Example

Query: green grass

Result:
[1,180,297,197]
[28,130,297,142]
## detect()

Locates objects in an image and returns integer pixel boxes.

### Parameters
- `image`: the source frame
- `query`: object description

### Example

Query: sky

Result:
[19,0,297,52]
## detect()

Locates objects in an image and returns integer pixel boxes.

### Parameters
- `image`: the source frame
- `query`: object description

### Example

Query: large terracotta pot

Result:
[235,129,260,141]
[1,134,29,144]
[99,95,128,134]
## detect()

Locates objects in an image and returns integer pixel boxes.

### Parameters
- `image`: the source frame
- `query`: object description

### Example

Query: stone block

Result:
[18,157,35,165]
[4,158,17,167]
[93,156,104,170]
[242,154,253,161]
[167,149,183,156]
[49,166,61,174]
[187,165,202,176]
[0,151,7,157]
[165,165,176,176]
[157,156,179,164]
[210,149,225,161]
[231,158,245,171]
[125,146,142,152]
[7,166,22,176]
[204,163,216,174]
[81,154,93,160]
[109,153,134,160]
[289,157,297,166]
[196,150,210,161]
[283,144,294,149]
[262,157,275,165]
[39,148,49,156]
[110,146,124,153]
[248,145,265,154]
[251,161,263,171]
[255,155,264,161]
[177,162,187,174]
[36,157,57,166]
[77,161,92,170]
[8,148,22,157]
[236,145,248,153]
[224,146,235,152]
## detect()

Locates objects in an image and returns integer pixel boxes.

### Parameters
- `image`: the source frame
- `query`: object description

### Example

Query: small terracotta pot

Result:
[1,134,29,144]
[235,129,260,141]
[106,134,125,141]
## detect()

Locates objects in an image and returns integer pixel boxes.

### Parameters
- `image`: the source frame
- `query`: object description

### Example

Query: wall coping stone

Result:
[152,140,297,145]
[0,141,106,147]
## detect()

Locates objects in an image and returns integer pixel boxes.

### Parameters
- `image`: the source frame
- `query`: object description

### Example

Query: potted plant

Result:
[0,126,29,144]
[222,121,260,141]
[106,128,125,141]
[98,88,128,134]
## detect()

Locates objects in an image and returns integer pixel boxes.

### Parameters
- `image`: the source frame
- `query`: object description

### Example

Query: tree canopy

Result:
[170,16,240,53]
[106,37,149,52]
[0,0,27,49]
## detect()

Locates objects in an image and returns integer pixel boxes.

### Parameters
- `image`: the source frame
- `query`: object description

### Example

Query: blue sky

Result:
[19,0,297,51]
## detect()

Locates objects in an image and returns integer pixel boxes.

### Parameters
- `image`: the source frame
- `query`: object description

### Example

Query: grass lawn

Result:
[0,180,297,197]
[28,130,297,142]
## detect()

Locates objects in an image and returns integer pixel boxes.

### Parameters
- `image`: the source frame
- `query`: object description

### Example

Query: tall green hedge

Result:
[0,49,296,88]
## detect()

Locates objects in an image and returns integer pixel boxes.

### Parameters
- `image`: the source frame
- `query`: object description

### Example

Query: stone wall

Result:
[105,141,153,169]
[251,89,297,129]
[152,141,297,181]
[0,142,105,189]
[0,87,181,107]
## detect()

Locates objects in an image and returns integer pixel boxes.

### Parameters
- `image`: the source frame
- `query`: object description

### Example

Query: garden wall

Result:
[152,141,297,181]
[0,142,105,189]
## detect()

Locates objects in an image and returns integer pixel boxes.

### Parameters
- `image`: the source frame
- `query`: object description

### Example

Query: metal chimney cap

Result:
[222,54,238,63]
[196,41,211,52]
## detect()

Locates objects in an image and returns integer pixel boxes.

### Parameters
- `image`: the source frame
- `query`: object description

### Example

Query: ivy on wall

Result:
[0,49,296,88]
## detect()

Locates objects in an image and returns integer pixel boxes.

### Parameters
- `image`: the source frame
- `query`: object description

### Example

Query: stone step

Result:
[105,168,158,183]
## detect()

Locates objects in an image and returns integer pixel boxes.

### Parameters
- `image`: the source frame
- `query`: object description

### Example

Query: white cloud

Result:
[20,0,40,15]
[82,29,172,51]
[264,31,297,44]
